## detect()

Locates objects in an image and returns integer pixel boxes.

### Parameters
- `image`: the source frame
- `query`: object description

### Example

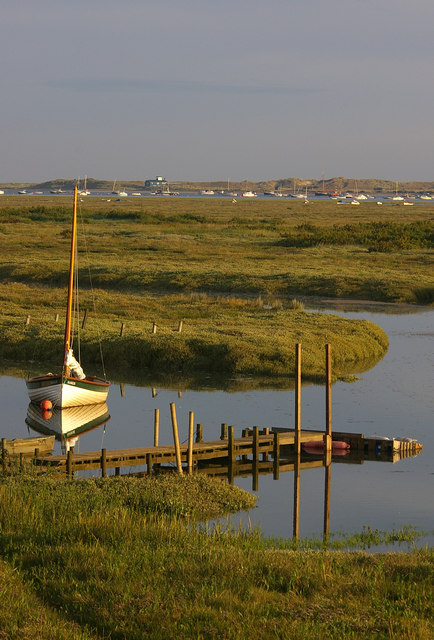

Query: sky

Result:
[2,0,434,184]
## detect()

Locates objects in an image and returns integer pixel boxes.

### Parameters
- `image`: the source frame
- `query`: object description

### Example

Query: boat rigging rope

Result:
[76,201,108,380]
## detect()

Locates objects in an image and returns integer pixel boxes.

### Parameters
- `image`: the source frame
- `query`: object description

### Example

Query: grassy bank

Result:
[0,473,432,639]
[0,283,388,382]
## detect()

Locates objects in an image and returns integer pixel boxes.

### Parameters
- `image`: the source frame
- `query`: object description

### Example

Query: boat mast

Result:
[63,186,78,374]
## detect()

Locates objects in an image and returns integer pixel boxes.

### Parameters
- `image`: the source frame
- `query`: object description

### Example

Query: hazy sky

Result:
[2,0,434,183]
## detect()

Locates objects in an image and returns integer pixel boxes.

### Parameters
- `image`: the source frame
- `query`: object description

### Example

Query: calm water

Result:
[1,304,433,549]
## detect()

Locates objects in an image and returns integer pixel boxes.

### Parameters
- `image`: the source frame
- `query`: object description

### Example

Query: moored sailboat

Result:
[26,187,110,408]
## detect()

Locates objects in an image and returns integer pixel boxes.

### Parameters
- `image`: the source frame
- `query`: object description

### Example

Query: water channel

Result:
[1,302,433,550]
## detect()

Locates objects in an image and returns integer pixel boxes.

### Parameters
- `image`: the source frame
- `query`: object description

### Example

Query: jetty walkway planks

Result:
[34,428,327,475]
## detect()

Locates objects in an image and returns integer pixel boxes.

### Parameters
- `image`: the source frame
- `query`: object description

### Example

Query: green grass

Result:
[0,473,432,640]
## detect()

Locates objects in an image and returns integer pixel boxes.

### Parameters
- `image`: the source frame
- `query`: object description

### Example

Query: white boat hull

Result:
[26,374,109,408]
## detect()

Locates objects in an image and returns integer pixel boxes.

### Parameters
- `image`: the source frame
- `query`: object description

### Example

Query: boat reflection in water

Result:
[26,402,110,453]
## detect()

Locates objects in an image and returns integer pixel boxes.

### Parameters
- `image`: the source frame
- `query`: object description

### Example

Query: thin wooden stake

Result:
[177,320,183,333]
[82,309,88,329]
[228,425,235,465]
[325,343,332,439]
[170,403,183,474]
[154,408,160,447]
[187,411,194,474]
[55,313,59,322]
[220,423,227,440]
[152,321,157,334]
[120,322,125,337]
[295,343,301,457]
[101,448,107,477]
[25,315,30,326]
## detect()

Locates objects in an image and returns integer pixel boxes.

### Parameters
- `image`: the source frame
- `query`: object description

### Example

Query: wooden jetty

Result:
[10,343,422,482]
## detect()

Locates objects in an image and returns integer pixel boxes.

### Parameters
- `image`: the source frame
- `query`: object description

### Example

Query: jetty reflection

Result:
[26,402,110,452]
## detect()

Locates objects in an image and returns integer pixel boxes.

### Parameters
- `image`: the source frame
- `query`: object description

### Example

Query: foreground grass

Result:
[0,474,432,639]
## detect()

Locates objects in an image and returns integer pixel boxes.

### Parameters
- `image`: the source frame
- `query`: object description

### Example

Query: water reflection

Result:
[26,402,110,453]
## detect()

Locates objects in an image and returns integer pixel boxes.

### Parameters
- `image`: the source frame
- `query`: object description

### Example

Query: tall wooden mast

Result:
[63,186,78,374]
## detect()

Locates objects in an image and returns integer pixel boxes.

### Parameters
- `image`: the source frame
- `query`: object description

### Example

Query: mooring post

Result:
[293,449,301,541]
[295,343,301,457]
[228,425,235,465]
[120,383,125,397]
[252,426,259,491]
[220,423,227,440]
[196,423,203,443]
[120,322,125,337]
[146,453,152,475]
[154,408,160,447]
[66,449,72,478]
[323,458,331,544]
[177,319,183,333]
[273,432,280,480]
[170,403,183,474]
[152,321,157,334]
[325,343,332,451]
[188,411,194,474]
[101,448,107,477]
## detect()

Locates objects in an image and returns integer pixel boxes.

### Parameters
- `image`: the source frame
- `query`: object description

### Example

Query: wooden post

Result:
[325,343,332,451]
[120,383,125,397]
[115,467,120,476]
[101,448,107,477]
[152,321,157,334]
[220,423,227,440]
[253,426,259,462]
[196,423,203,443]
[177,320,183,333]
[120,322,125,337]
[170,403,183,474]
[273,432,280,480]
[146,453,152,475]
[228,425,235,465]
[66,449,72,478]
[81,309,88,329]
[295,343,301,457]
[55,313,59,322]
[25,315,30,326]
[187,411,194,474]
[323,457,331,543]
[154,408,160,447]
[19,453,24,471]
[293,447,300,541]
[152,387,157,398]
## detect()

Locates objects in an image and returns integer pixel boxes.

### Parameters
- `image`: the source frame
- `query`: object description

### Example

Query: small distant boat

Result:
[350,199,360,205]
[0,190,4,195]
[403,201,414,206]
[132,192,142,196]
[201,190,215,195]
[242,191,257,198]
[118,191,128,197]
[419,194,432,200]
[18,190,28,194]
[26,187,110,408]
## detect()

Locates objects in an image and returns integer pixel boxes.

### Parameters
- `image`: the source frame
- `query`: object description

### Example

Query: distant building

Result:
[145,176,168,188]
